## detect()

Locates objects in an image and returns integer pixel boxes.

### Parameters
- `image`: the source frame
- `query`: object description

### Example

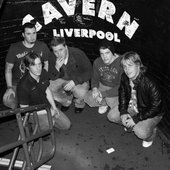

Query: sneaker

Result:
[98,106,108,114]
[142,140,153,148]
[124,127,133,133]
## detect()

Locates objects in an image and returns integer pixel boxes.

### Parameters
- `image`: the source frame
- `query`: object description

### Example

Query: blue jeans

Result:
[49,78,89,108]
[84,83,120,123]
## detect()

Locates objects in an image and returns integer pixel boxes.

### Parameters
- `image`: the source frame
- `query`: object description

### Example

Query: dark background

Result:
[0,0,170,139]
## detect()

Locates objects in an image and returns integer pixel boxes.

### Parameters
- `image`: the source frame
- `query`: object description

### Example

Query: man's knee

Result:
[107,107,121,123]
[73,84,89,99]
[133,126,152,139]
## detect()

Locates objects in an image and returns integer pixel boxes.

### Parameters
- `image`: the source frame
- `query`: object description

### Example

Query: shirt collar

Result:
[64,47,69,65]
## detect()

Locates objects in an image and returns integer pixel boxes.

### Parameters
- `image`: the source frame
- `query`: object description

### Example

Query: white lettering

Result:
[82,0,95,16]
[64,28,74,37]
[97,30,105,39]
[52,28,120,42]
[74,29,81,37]
[89,29,96,38]
[42,2,63,25]
[81,29,89,38]
[116,11,139,39]
[98,0,116,24]
[57,0,76,16]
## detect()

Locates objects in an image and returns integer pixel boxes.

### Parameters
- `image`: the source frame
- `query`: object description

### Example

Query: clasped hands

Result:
[121,114,136,129]
[92,88,103,104]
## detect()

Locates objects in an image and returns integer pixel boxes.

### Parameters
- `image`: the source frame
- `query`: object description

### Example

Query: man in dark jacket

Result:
[17,52,71,130]
[119,51,165,148]
[48,37,92,113]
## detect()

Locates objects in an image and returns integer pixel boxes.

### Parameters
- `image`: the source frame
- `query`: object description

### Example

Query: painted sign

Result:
[22,0,139,42]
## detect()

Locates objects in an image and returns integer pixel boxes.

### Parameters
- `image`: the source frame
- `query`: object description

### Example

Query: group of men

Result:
[2,22,165,148]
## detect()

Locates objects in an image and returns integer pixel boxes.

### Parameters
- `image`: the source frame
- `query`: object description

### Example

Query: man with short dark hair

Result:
[3,22,50,109]
[48,37,92,114]
[85,40,123,122]
[17,52,71,130]
[119,51,165,147]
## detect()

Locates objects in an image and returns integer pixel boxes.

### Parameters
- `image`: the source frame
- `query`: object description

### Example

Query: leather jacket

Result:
[119,72,165,121]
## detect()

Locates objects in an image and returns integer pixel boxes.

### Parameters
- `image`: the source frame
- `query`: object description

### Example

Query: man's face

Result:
[29,58,42,77]
[51,44,67,60]
[22,27,37,44]
[100,48,114,65]
[122,60,140,80]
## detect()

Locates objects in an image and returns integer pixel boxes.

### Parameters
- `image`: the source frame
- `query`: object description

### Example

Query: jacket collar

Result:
[132,72,143,89]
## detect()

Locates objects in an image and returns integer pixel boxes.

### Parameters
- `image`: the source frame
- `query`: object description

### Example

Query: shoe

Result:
[75,107,84,114]
[124,127,133,133]
[142,140,153,148]
[98,106,108,114]
[61,106,70,112]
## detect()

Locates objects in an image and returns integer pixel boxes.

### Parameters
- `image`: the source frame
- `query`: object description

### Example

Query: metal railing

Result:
[0,104,56,170]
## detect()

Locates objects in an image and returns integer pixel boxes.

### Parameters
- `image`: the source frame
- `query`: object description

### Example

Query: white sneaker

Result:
[142,140,153,148]
[98,106,108,114]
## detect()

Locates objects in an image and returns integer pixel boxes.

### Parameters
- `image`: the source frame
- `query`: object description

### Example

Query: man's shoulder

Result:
[94,57,102,64]
[9,41,23,48]
[68,46,85,55]
[18,73,31,89]
[35,40,47,47]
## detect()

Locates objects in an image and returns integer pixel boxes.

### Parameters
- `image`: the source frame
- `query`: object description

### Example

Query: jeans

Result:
[49,78,89,108]
[34,108,71,130]
[133,115,162,141]
[84,83,120,123]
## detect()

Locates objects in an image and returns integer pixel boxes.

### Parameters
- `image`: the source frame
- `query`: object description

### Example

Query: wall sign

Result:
[22,0,139,42]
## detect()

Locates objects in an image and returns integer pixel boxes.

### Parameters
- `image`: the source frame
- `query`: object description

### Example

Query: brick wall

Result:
[0,0,170,139]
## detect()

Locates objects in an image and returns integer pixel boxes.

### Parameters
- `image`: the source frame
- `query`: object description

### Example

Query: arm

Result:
[118,73,130,116]
[5,62,14,87]
[45,87,59,116]
[70,50,92,85]
[140,77,163,120]
[4,62,15,100]
[48,53,62,80]
[91,60,100,89]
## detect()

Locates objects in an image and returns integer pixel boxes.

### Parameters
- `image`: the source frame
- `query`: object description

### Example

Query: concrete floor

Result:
[0,104,170,170]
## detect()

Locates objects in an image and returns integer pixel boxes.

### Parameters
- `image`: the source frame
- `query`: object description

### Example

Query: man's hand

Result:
[51,107,60,118]
[63,80,75,91]
[121,114,131,127]
[55,57,65,70]
[92,88,100,99]
[3,88,15,101]
[125,118,135,128]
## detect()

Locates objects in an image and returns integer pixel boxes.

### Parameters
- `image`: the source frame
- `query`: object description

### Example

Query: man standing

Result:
[3,22,50,109]
[119,51,165,147]
[17,52,71,130]
[85,40,123,122]
[48,37,92,114]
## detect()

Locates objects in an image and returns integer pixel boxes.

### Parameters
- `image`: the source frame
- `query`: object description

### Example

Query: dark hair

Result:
[24,51,42,68]
[22,22,36,33]
[98,40,115,55]
[121,51,147,73]
[50,36,66,47]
